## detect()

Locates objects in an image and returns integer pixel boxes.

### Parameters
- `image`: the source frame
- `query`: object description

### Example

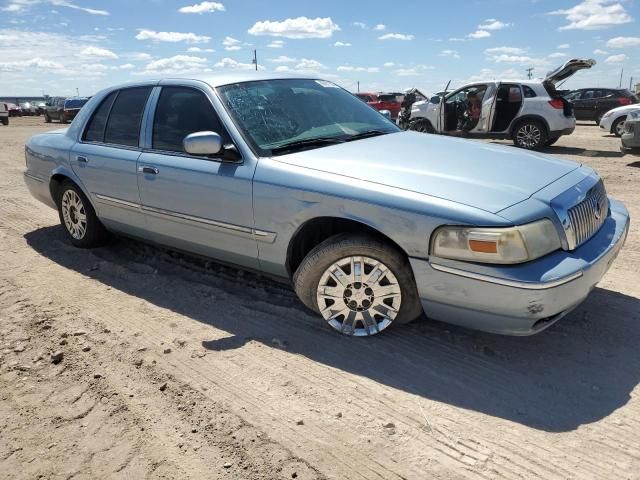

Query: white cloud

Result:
[373,24,386,31]
[118,63,135,69]
[223,36,241,51]
[604,53,628,63]
[0,57,64,71]
[378,33,414,41]
[439,49,460,59]
[2,0,109,15]
[593,48,609,54]
[478,19,510,30]
[337,65,379,72]
[485,46,525,55]
[187,47,215,52]
[396,64,433,76]
[549,0,632,30]
[275,58,326,74]
[178,1,224,14]
[606,36,640,48]
[449,37,466,42]
[548,52,567,58]
[136,29,210,44]
[383,62,395,67]
[333,41,351,47]
[79,46,118,59]
[142,54,207,74]
[126,52,152,61]
[248,17,340,39]
[352,22,367,29]
[468,30,491,39]
[266,40,284,48]
[267,55,296,63]
[214,57,264,70]
[557,43,570,49]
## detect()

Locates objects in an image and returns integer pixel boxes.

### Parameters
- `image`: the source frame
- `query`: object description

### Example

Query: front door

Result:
[136,85,259,269]
[70,87,152,231]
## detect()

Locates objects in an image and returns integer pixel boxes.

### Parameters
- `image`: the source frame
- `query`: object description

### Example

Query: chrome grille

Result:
[567,180,608,248]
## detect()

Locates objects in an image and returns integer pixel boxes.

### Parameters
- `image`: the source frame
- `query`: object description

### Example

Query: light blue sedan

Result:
[23,74,630,336]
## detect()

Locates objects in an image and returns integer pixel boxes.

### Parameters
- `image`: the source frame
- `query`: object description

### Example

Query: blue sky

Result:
[1,0,639,96]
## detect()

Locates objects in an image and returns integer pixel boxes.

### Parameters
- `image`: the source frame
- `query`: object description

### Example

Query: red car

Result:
[355,92,402,119]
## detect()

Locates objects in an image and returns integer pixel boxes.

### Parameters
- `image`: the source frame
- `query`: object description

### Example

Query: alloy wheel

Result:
[61,189,87,240]
[516,124,541,148]
[316,256,402,336]
[615,120,626,137]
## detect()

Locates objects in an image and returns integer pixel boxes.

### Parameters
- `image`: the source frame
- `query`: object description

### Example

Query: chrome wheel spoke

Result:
[61,190,87,240]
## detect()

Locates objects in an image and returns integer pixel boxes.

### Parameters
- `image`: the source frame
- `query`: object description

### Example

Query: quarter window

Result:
[523,86,537,98]
[103,87,152,147]
[83,92,117,142]
[152,86,229,153]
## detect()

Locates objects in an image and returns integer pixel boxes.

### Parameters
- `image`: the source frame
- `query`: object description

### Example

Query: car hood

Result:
[605,104,640,116]
[274,131,580,214]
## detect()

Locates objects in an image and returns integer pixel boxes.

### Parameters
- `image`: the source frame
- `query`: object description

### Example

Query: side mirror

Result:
[183,131,222,156]
[379,109,392,120]
[430,96,441,104]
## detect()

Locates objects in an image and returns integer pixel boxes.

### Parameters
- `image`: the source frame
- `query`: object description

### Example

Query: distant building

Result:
[0,95,48,104]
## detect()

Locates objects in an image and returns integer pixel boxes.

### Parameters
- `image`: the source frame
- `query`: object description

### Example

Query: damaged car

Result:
[407,58,595,149]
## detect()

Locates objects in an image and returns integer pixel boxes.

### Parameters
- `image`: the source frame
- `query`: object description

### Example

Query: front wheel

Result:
[44,113,51,123]
[293,234,423,336]
[612,116,626,137]
[408,118,435,134]
[513,120,547,150]
[56,181,108,248]
[1,117,7,126]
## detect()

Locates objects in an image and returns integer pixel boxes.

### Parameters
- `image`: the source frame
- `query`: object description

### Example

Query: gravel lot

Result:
[1,116,639,479]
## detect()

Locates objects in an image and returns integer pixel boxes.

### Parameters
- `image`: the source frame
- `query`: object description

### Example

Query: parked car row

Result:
[44,97,90,124]
[23,74,629,338]
[0,102,9,125]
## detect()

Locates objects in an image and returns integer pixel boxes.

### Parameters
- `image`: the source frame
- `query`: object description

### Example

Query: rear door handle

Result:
[139,165,159,175]
[76,156,88,163]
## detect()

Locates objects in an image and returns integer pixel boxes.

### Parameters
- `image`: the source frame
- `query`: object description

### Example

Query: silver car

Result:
[24,74,629,337]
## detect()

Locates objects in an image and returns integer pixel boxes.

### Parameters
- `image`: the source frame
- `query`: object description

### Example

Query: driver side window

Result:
[152,86,230,153]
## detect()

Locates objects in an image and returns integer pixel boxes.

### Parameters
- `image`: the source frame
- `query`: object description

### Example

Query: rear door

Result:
[70,87,152,230]
[574,90,599,121]
[136,84,259,269]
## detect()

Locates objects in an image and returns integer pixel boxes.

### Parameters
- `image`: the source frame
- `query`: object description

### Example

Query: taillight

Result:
[548,99,564,109]
[618,97,633,105]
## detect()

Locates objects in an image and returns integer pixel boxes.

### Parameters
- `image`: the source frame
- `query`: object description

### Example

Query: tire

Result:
[1,117,7,126]
[45,113,51,123]
[56,181,108,248]
[544,138,558,147]
[293,234,423,336]
[512,120,547,150]
[611,116,626,137]
[408,118,435,134]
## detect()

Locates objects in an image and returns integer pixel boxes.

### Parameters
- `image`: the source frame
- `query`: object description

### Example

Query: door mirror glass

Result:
[430,96,441,104]
[183,131,223,155]
[379,109,391,119]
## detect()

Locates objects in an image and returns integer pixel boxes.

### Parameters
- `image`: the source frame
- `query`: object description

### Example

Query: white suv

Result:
[407,58,594,149]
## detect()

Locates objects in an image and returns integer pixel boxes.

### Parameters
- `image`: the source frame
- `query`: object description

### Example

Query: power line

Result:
[525,67,534,80]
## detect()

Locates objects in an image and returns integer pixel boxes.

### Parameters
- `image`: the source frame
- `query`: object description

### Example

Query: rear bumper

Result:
[549,126,575,139]
[24,171,56,210]
[410,198,629,335]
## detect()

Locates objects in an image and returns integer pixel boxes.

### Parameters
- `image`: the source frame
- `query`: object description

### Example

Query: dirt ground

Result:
[1,116,639,480]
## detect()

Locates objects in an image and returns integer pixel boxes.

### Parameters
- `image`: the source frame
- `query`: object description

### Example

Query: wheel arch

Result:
[49,168,93,208]
[285,216,408,278]
[509,115,550,137]
[611,115,627,133]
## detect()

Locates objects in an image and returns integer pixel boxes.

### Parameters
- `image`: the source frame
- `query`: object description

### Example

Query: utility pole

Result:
[525,67,534,80]
[357,80,360,92]
[619,67,623,88]
[76,87,79,97]
[252,49,258,71]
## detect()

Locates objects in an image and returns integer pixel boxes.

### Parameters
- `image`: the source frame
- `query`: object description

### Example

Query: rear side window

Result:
[152,86,229,153]
[104,87,152,147]
[523,85,536,98]
[83,92,117,142]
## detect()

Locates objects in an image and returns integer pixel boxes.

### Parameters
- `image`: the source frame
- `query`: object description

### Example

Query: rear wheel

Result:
[513,120,547,150]
[595,112,604,125]
[408,118,435,134]
[293,234,423,336]
[1,117,8,126]
[56,181,108,248]
[44,113,51,123]
[612,116,626,137]
[544,138,558,147]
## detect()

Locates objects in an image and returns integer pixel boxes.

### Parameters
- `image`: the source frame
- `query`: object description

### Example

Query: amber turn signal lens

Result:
[468,240,498,254]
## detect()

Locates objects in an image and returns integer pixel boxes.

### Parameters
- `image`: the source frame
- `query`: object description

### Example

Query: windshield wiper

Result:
[342,129,390,142]
[269,136,346,155]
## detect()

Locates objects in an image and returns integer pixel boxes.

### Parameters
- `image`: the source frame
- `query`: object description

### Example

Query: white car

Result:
[599,104,640,137]
[408,58,595,149]
[0,102,8,126]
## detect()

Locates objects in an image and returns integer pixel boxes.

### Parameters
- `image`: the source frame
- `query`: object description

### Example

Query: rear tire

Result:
[45,113,51,123]
[595,112,604,125]
[293,234,423,336]
[1,117,8,126]
[544,138,558,147]
[612,116,626,137]
[56,181,109,248]
[513,120,547,150]
[408,118,435,134]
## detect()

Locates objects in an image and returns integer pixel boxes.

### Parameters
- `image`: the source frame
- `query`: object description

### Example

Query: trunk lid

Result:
[544,58,595,86]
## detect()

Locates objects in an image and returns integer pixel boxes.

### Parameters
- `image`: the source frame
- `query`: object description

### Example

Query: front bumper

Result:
[410,198,630,335]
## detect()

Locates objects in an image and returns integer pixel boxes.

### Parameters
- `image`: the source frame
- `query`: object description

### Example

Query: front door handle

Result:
[139,166,159,175]
[76,155,88,163]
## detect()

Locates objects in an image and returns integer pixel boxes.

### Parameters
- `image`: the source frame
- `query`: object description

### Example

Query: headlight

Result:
[628,110,640,120]
[431,219,561,264]
[602,112,612,119]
